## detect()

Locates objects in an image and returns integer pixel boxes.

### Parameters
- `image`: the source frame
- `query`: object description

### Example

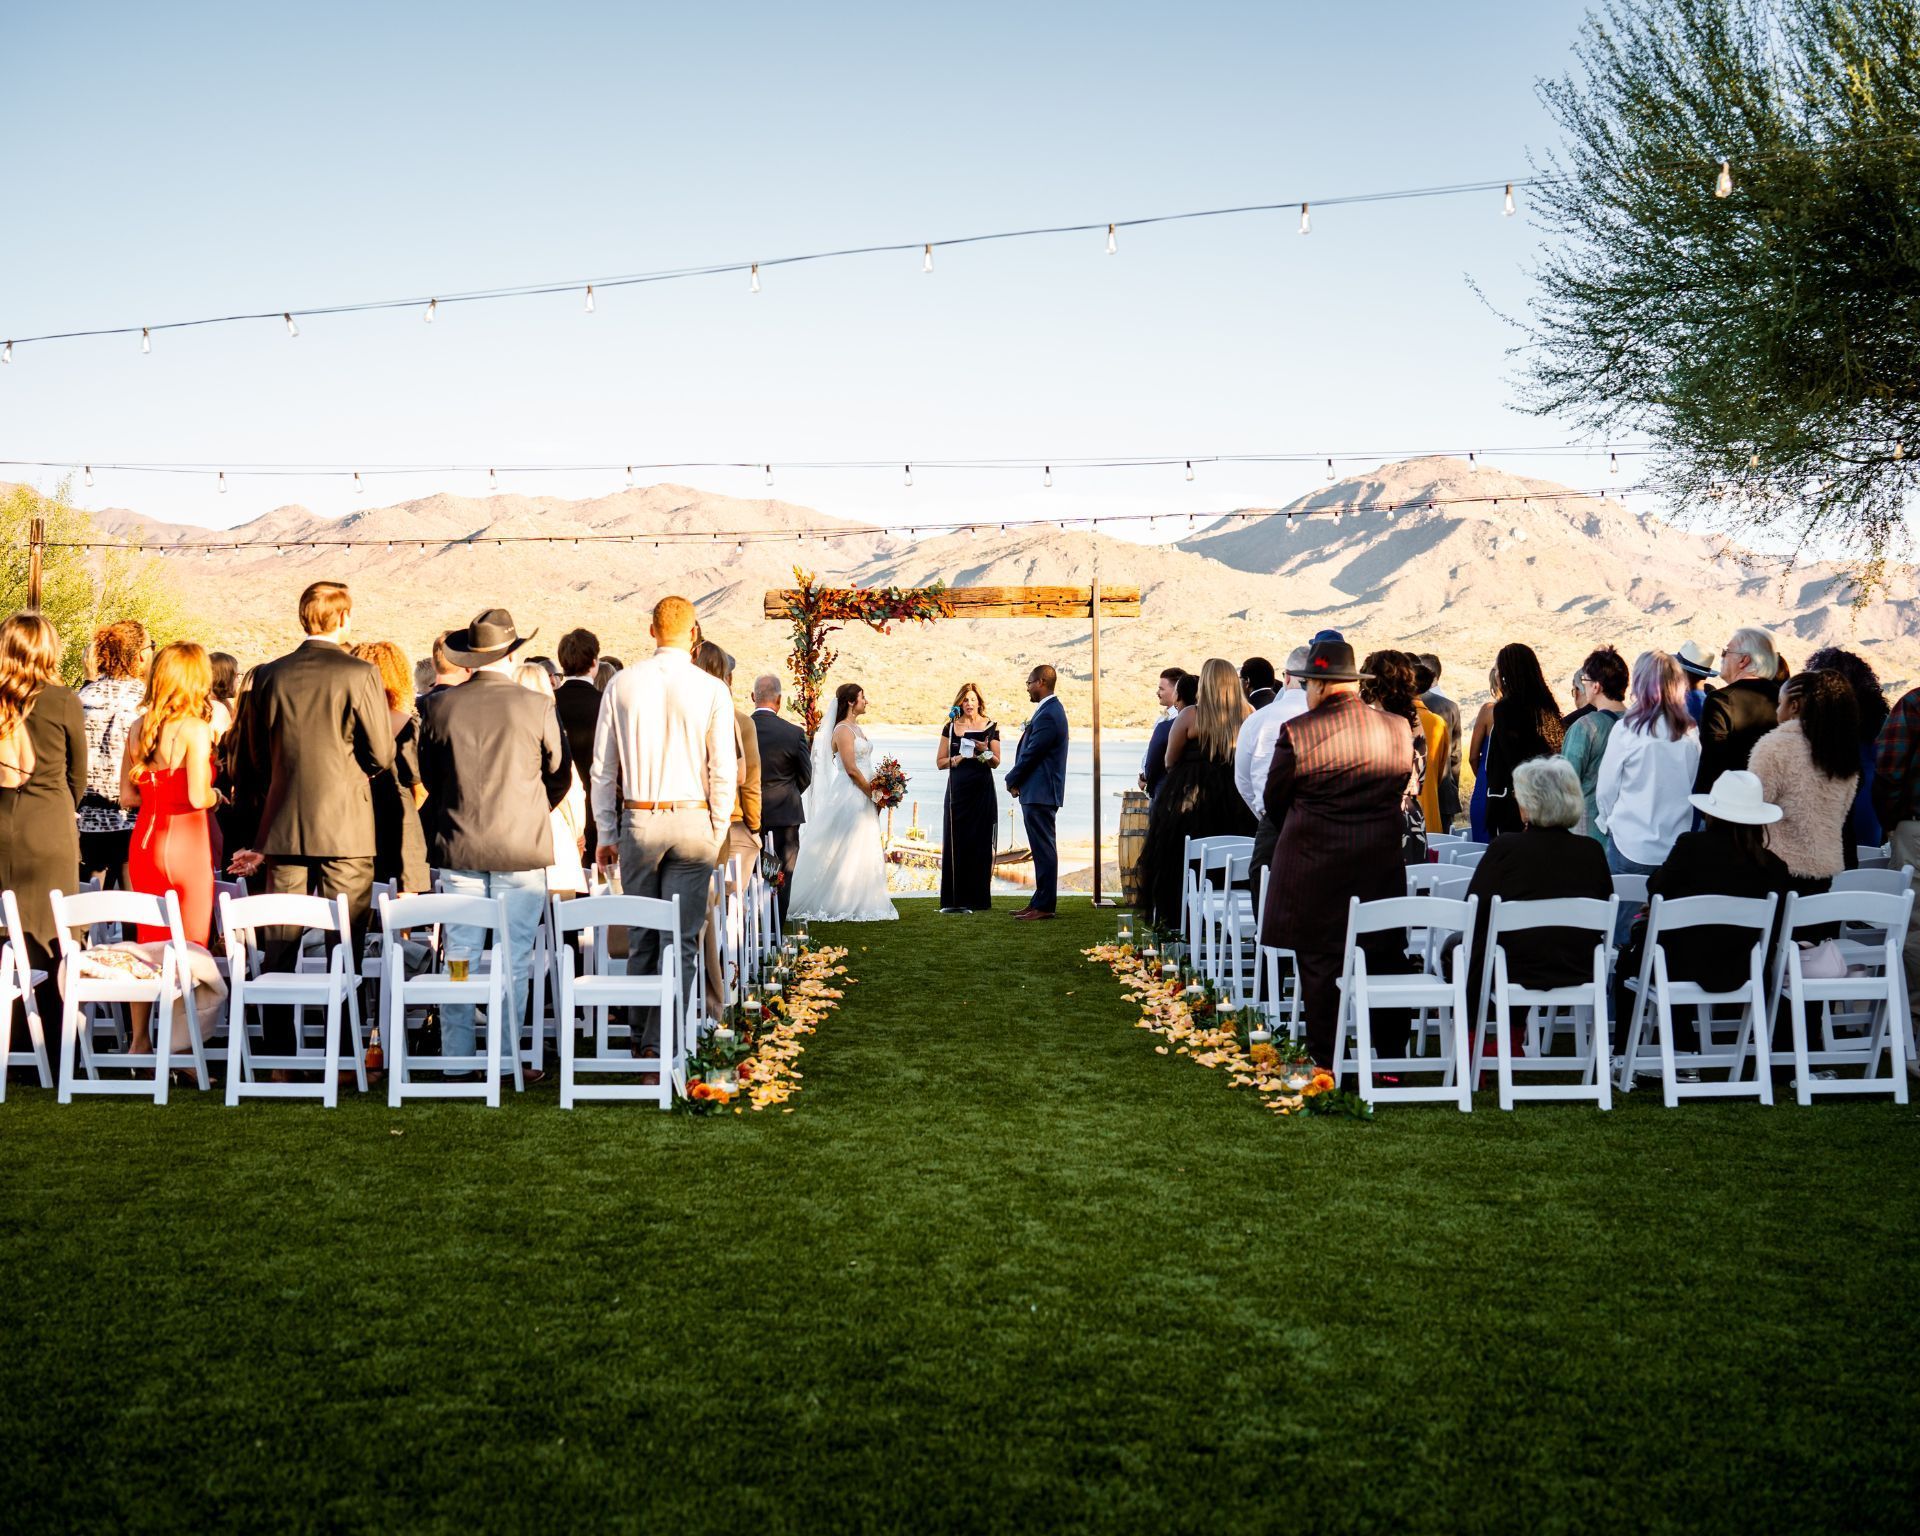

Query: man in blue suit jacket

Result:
[1005,664,1070,920]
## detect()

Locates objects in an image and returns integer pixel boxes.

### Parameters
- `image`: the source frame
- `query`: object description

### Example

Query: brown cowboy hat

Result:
[441,608,537,668]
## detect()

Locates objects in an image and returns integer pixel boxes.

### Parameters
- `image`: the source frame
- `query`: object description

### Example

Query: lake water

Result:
[865,728,1151,865]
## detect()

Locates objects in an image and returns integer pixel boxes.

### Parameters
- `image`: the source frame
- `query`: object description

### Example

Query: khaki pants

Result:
[1889,821,1920,1050]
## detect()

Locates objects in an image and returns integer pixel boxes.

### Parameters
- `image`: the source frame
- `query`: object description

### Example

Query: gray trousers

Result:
[619,808,721,1056]
[1889,820,1920,1042]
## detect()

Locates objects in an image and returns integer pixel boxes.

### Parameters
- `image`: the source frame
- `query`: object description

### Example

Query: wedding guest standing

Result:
[1872,682,1920,1049]
[0,613,86,1076]
[1139,658,1254,929]
[1695,627,1780,795]
[418,609,571,1079]
[1360,649,1430,861]
[76,619,150,887]
[120,642,221,948]
[1803,646,1890,854]
[937,682,1001,913]
[350,641,430,893]
[1595,651,1701,939]
[1561,646,1628,845]
[591,597,736,1064]
[230,582,394,1066]
[515,661,588,897]
[553,628,604,855]
[1749,669,1859,903]
[1474,644,1566,841]
[1239,657,1279,711]
[1245,646,1311,874]
[1416,653,1463,830]
[1675,640,1717,723]
[751,674,810,922]
[1260,640,1412,1068]
[1140,668,1186,803]
[1006,664,1069,922]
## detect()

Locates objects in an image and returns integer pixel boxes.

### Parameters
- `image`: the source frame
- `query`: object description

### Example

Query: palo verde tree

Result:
[1518,0,1919,575]
[0,480,195,683]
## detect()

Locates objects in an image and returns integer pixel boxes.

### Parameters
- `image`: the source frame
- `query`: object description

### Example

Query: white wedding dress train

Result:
[789,724,898,923]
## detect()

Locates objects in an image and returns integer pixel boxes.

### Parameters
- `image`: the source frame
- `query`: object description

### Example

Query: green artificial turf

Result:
[2,899,1916,1533]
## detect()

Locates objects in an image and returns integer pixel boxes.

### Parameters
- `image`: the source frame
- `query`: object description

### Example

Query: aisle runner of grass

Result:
[1,899,1915,1532]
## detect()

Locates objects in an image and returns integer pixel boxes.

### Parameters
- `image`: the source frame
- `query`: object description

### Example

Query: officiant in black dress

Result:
[938,683,1002,912]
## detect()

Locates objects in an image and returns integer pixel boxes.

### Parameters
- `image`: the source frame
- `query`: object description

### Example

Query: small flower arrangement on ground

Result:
[869,756,909,811]
[677,942,851,1116]
[1084,937,1371,1121]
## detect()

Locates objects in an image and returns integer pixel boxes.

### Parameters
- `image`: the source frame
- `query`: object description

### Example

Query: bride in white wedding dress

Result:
[788,681,898,923]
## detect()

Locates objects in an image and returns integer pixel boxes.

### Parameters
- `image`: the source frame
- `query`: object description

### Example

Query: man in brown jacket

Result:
[1260,640,1414,1067]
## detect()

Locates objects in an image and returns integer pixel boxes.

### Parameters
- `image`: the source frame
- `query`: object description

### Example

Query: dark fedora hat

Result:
[442,607,536,668]
[1302,639,1370,683]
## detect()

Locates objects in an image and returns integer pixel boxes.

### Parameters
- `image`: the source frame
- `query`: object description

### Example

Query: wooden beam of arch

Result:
[761,583,1140,621]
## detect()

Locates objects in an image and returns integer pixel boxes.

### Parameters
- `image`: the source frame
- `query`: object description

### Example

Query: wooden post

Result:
[1090,577,1110,907]
[26,517,45,611]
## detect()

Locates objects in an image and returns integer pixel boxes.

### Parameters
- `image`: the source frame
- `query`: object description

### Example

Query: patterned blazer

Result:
[1259,691,1413,953]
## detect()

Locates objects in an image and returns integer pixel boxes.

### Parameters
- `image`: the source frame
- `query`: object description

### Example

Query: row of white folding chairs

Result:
[1332,885,1913,1111]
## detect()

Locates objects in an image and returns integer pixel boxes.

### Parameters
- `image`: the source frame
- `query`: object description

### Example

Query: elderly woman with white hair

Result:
[1695,626,1782,796]
[1460,755,1614,1027]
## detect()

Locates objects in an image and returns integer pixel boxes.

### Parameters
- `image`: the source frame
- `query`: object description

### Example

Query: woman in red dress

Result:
[120,642,221,961]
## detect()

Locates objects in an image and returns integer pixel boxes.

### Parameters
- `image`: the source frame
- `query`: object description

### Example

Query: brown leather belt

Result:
[624,799,707,811]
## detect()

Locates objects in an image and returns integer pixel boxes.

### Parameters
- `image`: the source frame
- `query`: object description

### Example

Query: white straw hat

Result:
[1688,769,1781,826]
[1675,640,1717,679]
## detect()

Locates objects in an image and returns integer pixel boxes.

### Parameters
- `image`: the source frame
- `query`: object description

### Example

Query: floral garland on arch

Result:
[1083,942,1372,1120]
[782,567,952,743]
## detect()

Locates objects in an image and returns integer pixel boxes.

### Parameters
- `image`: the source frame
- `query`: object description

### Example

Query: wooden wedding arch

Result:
[763,572,1142,905]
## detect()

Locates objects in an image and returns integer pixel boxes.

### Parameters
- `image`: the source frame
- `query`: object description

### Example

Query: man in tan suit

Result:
[695,641,761,1013]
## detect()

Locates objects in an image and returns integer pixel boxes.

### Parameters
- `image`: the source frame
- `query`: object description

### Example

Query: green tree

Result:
[1519,0,1920,571]
[0,480,195,682]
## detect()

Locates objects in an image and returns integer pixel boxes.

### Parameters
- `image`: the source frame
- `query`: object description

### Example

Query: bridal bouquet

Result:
[869,756,909,811]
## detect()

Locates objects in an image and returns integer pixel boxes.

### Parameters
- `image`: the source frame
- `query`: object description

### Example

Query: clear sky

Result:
[1,0,1617,537]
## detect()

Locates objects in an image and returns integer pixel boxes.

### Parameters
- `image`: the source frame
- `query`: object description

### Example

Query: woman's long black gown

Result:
[1138,742,1256,931]
[940,721,1000,911]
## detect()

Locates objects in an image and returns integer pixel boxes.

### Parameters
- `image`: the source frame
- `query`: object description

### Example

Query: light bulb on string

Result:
[904,464,913,488]
[1610,451,1619,475]
[1106,223,1117,255]
[1044,466,1052,488]
[625,465,634,487]
[354,471,364,494]
[1469,450,1476,464]
[922,243,934,274]
[1503,183,1516,217]
[750,264,761,294]
[1326,457,1335,480]
[489,468,498,492]
[1185,461,1195,482]
[84,465,93,487]
[2,340,11,364]
[764,464,773,486]
[141,328,152,354]
[284,312,299,338]
[1299,202,1310,235]
[424,299,437,324]
[1286,512,1296,532]
[1715,159,1733,198]
[218,471,227,494]
[584,285,595,314]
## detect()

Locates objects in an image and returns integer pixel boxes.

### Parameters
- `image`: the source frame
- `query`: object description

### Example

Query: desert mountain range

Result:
[83,456,1920,730]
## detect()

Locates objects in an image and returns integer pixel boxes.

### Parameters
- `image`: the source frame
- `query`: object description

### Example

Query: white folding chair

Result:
[1,889,52,1098]
[1192,841,1255,1001]
[381,892,513,1106]
[1473,895,1617,1110]
[1426,833,1469,858]
[1252,864,1301,1040]
[1610,872,1649,909]
[1616,894,1778,1106]
[1770,888,1912,1106]
[1854,843,1893,871]
[51,888,207,1104]
[552,894,684,1109]
[1442,844,1489,869]
[220,891,366,1106]
[1179,835,1252,953]
[1334,894,1478,1110]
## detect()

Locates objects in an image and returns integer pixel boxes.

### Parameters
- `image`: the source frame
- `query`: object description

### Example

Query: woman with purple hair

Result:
[1595,652,1701,936]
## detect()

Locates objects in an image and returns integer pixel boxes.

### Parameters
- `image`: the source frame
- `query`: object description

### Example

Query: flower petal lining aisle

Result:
[685,944,852,1114]
[1083,943,1369,1119]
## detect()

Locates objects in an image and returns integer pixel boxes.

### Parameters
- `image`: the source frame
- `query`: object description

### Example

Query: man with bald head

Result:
[750,672,811,921]
[591,595,738,1069]
[1006,663,1070,920]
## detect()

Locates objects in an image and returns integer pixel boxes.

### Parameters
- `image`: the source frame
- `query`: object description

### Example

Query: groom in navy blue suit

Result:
[1005,664,1069,921]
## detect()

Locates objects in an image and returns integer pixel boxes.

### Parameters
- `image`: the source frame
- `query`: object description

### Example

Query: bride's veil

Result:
[803,683,848,823]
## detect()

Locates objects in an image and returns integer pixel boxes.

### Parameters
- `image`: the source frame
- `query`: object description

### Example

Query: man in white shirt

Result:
[1244,646,1312,873]
[591,595,738,1061]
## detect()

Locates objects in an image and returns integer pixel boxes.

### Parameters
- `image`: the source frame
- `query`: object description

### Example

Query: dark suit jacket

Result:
[753,708,811,829]
[1260,693,1411,953]
[235,639,394,858]
[1636,825,1790,992]
[1694,678,1779,794]
[554,676,602,843]
[418,672,571,871]
[1007,695,1069,807]
[1143,715,1175,802]
[1463,826,1613,1020]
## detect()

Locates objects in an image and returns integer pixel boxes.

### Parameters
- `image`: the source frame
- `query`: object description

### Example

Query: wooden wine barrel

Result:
[1117,790,1151,906]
